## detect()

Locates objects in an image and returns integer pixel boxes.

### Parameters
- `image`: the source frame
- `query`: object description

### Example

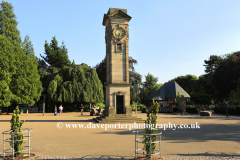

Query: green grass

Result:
[35,155,40,159]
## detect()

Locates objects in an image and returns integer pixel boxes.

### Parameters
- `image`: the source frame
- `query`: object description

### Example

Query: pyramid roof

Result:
[142,81,190,101]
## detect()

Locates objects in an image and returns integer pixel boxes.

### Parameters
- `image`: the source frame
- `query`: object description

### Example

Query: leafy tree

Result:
[0,1,42,107]
[213,51,240,102]
[142,73,160,94]
[202,55,224,102]
[0,1,21,44]
[169,74,198,95]
[41,36,71,68]
[228,79,240,104]
[46,64,104,111]
[22,35,34,55]
[129,57,142,104]
[0,35,16,107]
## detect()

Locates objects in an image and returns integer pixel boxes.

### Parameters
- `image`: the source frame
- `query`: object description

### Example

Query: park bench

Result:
[200,111,212,116]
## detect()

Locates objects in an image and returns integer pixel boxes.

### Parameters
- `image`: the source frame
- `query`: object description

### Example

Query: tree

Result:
[10,106,25,156]
[129,57,142,104]
[144,100,158,158]
[41,36,71,68]
[142,73,159,94]
[0,1,43,107]
[0,35,16,107]
[0,1,21,44]
[46,64,104,111]
[22,35,34,55]
[213,51,240,102]
[228,79,240,104]
[169,74,198,95]
[202,55,224,102]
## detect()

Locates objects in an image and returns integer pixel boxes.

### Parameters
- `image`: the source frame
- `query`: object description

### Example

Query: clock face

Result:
[113,27,125,40]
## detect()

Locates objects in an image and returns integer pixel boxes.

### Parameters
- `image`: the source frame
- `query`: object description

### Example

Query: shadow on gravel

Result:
[95,123,240,143]
[0,120,93,122]
[172,153,240,157]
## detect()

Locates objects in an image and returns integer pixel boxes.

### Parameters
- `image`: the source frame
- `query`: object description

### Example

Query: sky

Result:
[4,0,240,84]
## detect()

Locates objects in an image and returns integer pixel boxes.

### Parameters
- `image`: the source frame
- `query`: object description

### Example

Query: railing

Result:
[2,128,33,160]
[133,130,162,160]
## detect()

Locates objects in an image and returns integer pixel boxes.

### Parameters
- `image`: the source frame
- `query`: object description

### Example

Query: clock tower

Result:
[103,8,132,117]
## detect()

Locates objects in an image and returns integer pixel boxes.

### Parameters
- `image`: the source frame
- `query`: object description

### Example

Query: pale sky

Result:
[5,0,240,84]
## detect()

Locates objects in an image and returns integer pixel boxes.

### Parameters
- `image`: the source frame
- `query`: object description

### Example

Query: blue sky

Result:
[5,0,240,84]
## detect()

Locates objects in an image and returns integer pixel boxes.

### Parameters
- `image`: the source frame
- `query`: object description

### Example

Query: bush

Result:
[132,106,140,111]
[10,106,25,156]
[214,106,240,115]
[186,105,194,108]
[131,103,144,111]
[186,108,198,114]
[164,105,172,108]
[94,102,105,108]
[83,104,90,112]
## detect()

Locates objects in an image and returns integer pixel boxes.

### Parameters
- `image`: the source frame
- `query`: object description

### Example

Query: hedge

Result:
[131,104,146,111]
[214,106,240,115]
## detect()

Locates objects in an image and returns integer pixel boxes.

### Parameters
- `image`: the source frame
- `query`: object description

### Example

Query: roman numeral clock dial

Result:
[113,27,126,40]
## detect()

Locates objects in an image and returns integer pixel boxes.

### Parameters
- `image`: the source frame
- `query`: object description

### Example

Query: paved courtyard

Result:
[0,111,240,159]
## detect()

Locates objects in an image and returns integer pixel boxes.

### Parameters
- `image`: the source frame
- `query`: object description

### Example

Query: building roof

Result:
[142,81,190,101]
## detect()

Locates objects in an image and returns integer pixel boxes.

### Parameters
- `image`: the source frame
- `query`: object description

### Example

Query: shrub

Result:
[131,103,142,111]
[132,106,140,111]
[10,106,25,156]
[94,102,105,108]
[186,105,194,108]
[186,108,198,114]
[214,106,240,115]
[164,105,172,108]
[144,100,158,158]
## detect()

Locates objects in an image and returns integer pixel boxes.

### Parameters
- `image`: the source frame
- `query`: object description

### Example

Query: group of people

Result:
[54,104,85,116]
[198,104,205,111]
[54,105,63,116]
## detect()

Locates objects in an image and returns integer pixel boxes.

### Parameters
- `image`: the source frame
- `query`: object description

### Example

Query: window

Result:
[117,44,121,51]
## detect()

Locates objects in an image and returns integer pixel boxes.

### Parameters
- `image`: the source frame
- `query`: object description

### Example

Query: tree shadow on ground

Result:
[0,120,92,122]
[95,123,240,143]
[169,153,240,157]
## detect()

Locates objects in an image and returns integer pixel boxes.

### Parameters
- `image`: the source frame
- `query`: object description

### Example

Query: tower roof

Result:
[102,8,131,26]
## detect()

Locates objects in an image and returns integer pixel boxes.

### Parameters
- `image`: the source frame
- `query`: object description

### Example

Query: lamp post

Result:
[42,94,46,116]
[135,103,137,114]
[226,102,228,117]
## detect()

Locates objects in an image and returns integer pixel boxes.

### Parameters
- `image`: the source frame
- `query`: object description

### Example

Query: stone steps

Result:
[92,115,145,123]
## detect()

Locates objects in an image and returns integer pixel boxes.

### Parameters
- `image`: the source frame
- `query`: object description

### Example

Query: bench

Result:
[200,111,212,116]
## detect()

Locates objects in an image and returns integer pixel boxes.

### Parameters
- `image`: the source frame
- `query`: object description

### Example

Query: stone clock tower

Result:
[103,8,132,117]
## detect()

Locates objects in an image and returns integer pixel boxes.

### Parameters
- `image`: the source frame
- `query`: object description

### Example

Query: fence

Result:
[2,128,33,160]
[133,130,162,160]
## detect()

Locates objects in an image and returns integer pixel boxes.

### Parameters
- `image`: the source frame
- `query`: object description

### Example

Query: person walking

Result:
[202,105,205,111]
[80,104,84,115]
[59,104,63,116]
[54,105,57,116]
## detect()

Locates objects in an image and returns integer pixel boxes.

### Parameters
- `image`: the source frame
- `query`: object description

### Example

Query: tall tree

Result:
[0,35,15,107]
[213,51,240,102]
[143,73,158,93]
[169,74,198,95]
[47,64,104,106]
[22,35,34,55]
[140,73,161,100]
[41,36,71,68]
[0,1,43,107]
[0,1,21,44]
